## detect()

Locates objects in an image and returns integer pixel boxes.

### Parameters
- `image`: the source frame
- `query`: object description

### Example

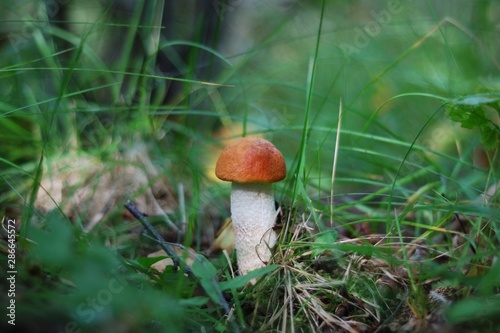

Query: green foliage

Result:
[134,255,168,269]
[28,209,75,268]
[1,211,189,333]
[218,265,280,291]
[310,230,339,257]
[446,296,500,325]
[446,93,500,149]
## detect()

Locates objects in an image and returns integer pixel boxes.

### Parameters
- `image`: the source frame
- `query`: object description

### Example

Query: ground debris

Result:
[35,145,177,231]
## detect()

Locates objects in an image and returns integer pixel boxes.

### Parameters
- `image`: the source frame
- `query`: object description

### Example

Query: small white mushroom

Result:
[215,137,286,276]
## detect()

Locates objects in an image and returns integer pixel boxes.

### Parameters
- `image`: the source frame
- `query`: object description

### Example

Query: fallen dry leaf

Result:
[35,144,177,231]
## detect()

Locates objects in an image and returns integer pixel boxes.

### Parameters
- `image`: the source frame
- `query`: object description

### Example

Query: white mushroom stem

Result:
[230,182,279,275]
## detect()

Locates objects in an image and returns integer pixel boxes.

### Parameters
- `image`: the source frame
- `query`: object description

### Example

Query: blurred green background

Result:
[1,0,498,196]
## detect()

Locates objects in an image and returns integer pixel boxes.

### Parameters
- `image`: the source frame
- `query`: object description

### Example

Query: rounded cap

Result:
[215,137,286,183]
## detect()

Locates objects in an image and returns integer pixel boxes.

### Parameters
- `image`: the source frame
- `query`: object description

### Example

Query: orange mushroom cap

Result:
[215,137,286,184]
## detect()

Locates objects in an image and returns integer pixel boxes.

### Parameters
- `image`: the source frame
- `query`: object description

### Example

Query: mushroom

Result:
[215,137,286,275]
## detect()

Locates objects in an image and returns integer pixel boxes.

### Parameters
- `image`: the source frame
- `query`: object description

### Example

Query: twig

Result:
[124,200,188,273]
[454,212,476,256]
[124,201,240,332]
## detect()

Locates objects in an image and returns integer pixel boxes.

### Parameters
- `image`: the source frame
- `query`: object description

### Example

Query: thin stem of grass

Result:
[330,98,343,225]
[291,0,326,208]
[386,103,448,229]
